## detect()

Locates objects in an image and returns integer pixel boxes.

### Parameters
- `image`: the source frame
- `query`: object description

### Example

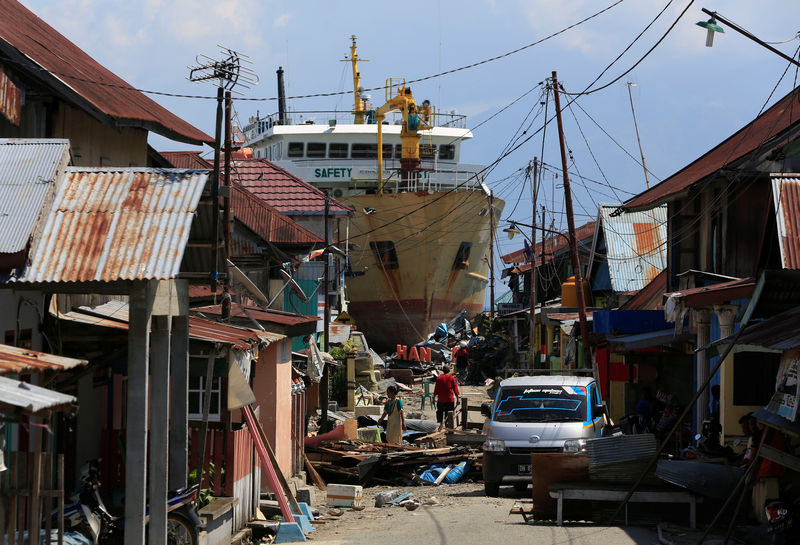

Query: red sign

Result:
[395,344,432,363]
[0,67,23,126]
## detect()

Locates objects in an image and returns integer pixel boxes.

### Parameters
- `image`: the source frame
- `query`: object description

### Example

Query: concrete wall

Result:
[252,339,293,480]
[51,104,148,167]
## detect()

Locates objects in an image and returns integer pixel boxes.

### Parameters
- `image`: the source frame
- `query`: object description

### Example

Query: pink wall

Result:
[253,339,292,480]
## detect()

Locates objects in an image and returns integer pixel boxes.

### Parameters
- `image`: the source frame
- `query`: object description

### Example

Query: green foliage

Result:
[341,337,362,354]
[188,461,224,508]
[330,364,347,406]
[329,346,347,360]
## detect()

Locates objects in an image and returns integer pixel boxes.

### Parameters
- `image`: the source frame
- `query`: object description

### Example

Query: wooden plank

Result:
[433,465,453,485]
[249,408,301,514]
[8,452,17,545]
[29,450,42,545]
[303,452,327,491]
[43,453,52,538]
[760,444,800,473]
[58,455,64,545]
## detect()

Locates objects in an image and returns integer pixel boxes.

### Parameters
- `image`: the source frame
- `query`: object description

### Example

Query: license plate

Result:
[518,464,531,475]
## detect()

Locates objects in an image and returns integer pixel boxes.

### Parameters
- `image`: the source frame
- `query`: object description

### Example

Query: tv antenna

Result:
[188,46,259,92]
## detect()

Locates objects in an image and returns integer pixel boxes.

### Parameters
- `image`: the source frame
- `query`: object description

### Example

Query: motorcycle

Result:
[765,498,800,545]
[57,459,203,545]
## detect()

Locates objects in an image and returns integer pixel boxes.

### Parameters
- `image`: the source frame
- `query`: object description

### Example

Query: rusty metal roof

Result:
[0,139,70,254]
[624,87,800,211]
[56,299,282,350]
[0,343,87,375]
[502,221,596,265]
[593,204,667,292]
[772,174,800,270]
[160,151,213,169]
[17,168,208,283]
[665,277,755,307]
[0,375,77,414]
[192,304,319,327]
[0,1,212,145]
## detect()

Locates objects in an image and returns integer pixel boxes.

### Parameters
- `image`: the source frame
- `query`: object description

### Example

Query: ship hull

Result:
[341,190,504,352]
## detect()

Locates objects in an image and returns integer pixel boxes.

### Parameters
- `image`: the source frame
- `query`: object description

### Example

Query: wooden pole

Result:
[211,87,223,291]
[489,190,495,323]
[224,90,232,262]
[551,71,591,369]
[528,159,538,369]
[320,191,331,433]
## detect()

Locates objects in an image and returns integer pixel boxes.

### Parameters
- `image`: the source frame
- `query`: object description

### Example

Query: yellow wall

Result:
[720,355,761,445]
[52,104,148,166]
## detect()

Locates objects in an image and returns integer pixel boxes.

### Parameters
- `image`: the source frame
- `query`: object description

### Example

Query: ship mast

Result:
[343,35,368,124]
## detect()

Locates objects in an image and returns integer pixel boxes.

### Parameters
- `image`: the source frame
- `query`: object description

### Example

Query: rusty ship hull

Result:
[342,190,503,351]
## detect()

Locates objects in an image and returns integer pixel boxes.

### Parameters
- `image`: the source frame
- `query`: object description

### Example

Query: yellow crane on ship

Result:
[344,36,434,193]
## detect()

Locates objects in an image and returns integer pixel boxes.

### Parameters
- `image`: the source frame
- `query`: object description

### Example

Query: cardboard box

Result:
[326,484,363,507]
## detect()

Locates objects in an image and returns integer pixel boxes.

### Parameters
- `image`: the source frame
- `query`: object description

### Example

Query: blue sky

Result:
[21,0,800,299]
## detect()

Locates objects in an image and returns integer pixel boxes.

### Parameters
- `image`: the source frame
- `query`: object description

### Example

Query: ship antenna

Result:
[342,35,369,124]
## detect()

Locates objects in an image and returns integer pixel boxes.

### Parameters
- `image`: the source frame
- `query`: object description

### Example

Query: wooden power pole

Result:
[528,159,538,369]
[551,71,592,375]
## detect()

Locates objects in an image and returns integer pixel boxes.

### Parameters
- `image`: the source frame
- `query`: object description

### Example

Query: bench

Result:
[548,482,702,528]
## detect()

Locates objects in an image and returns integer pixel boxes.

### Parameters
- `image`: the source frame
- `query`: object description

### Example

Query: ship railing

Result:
[243,109,468,136]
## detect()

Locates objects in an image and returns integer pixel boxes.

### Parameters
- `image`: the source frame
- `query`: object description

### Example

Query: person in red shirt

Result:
[433,365,460,431]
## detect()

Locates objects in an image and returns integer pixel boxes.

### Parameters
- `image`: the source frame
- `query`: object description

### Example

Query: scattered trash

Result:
[403,500,420,511]
[328,509,343,517]
[424,496,440,505]
[418,461,469,485]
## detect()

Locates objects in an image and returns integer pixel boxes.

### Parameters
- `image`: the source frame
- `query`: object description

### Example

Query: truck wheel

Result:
[514,482,529,493]
[167,513,199,545]
[484,482,500,497]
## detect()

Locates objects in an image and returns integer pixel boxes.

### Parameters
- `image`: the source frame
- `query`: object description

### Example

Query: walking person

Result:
[434,365,460,431]
[378,385,406,444]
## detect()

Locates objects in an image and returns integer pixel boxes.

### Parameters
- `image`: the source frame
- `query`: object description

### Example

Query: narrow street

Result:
[308,483,658,545]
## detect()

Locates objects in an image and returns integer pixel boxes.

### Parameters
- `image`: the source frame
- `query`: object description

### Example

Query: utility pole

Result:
[551,71,591,372]
[626,83,650,190]
[489,190,495,323]
[224,90,232,261]
[528,159,538,370]
[540,204,546,365]
[320,191,331,433]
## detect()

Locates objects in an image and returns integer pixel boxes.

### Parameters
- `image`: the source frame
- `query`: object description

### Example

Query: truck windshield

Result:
[493,385,587,423]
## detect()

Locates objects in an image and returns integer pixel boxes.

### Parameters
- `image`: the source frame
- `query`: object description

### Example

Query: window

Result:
[420,144,436,160]
[439,145,455,160]
[369,241,399,269]
[188,376,222,421]
[306,142,326,158]
[287,142,304,158]
[733,352,780,406]
[452,242,472,270]
[329,143,348,158]
[352,143,377,159]
[394,144,402,159]
[382,144,394,159]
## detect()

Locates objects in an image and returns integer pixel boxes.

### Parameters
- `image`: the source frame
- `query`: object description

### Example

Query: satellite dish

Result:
[280,269,309,302]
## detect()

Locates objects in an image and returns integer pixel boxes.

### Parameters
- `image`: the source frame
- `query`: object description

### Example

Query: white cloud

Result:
[274,13,291,28]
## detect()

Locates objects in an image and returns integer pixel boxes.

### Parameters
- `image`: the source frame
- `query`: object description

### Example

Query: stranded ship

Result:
[243,37,503,351]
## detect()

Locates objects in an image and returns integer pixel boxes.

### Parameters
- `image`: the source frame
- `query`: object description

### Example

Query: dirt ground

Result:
[302,381,660,544]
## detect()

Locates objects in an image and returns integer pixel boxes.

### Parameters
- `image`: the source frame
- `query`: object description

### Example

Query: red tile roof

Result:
[624,87,800,211]
[502,221,596,265]
[161,151,213,169]
[226,159,351,215]
[231,182,322,244]
[0,1,212,145]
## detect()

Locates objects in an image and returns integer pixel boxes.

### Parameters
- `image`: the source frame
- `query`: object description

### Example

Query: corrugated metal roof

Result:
[624,87,800,211]
[160,151,213,169]
[0,343,87,375]
[717,305,800,351]
[772,175,800,270]
[18,168,208,283]
[502,221,596,265]
[228,159,351,215]
[0,1,212,145]
[0,375,77,414]
[56,300,283,350]
[0,139,70,254]
[620,269,668,311]
[597,204,667,292]
[192,304,319,327]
